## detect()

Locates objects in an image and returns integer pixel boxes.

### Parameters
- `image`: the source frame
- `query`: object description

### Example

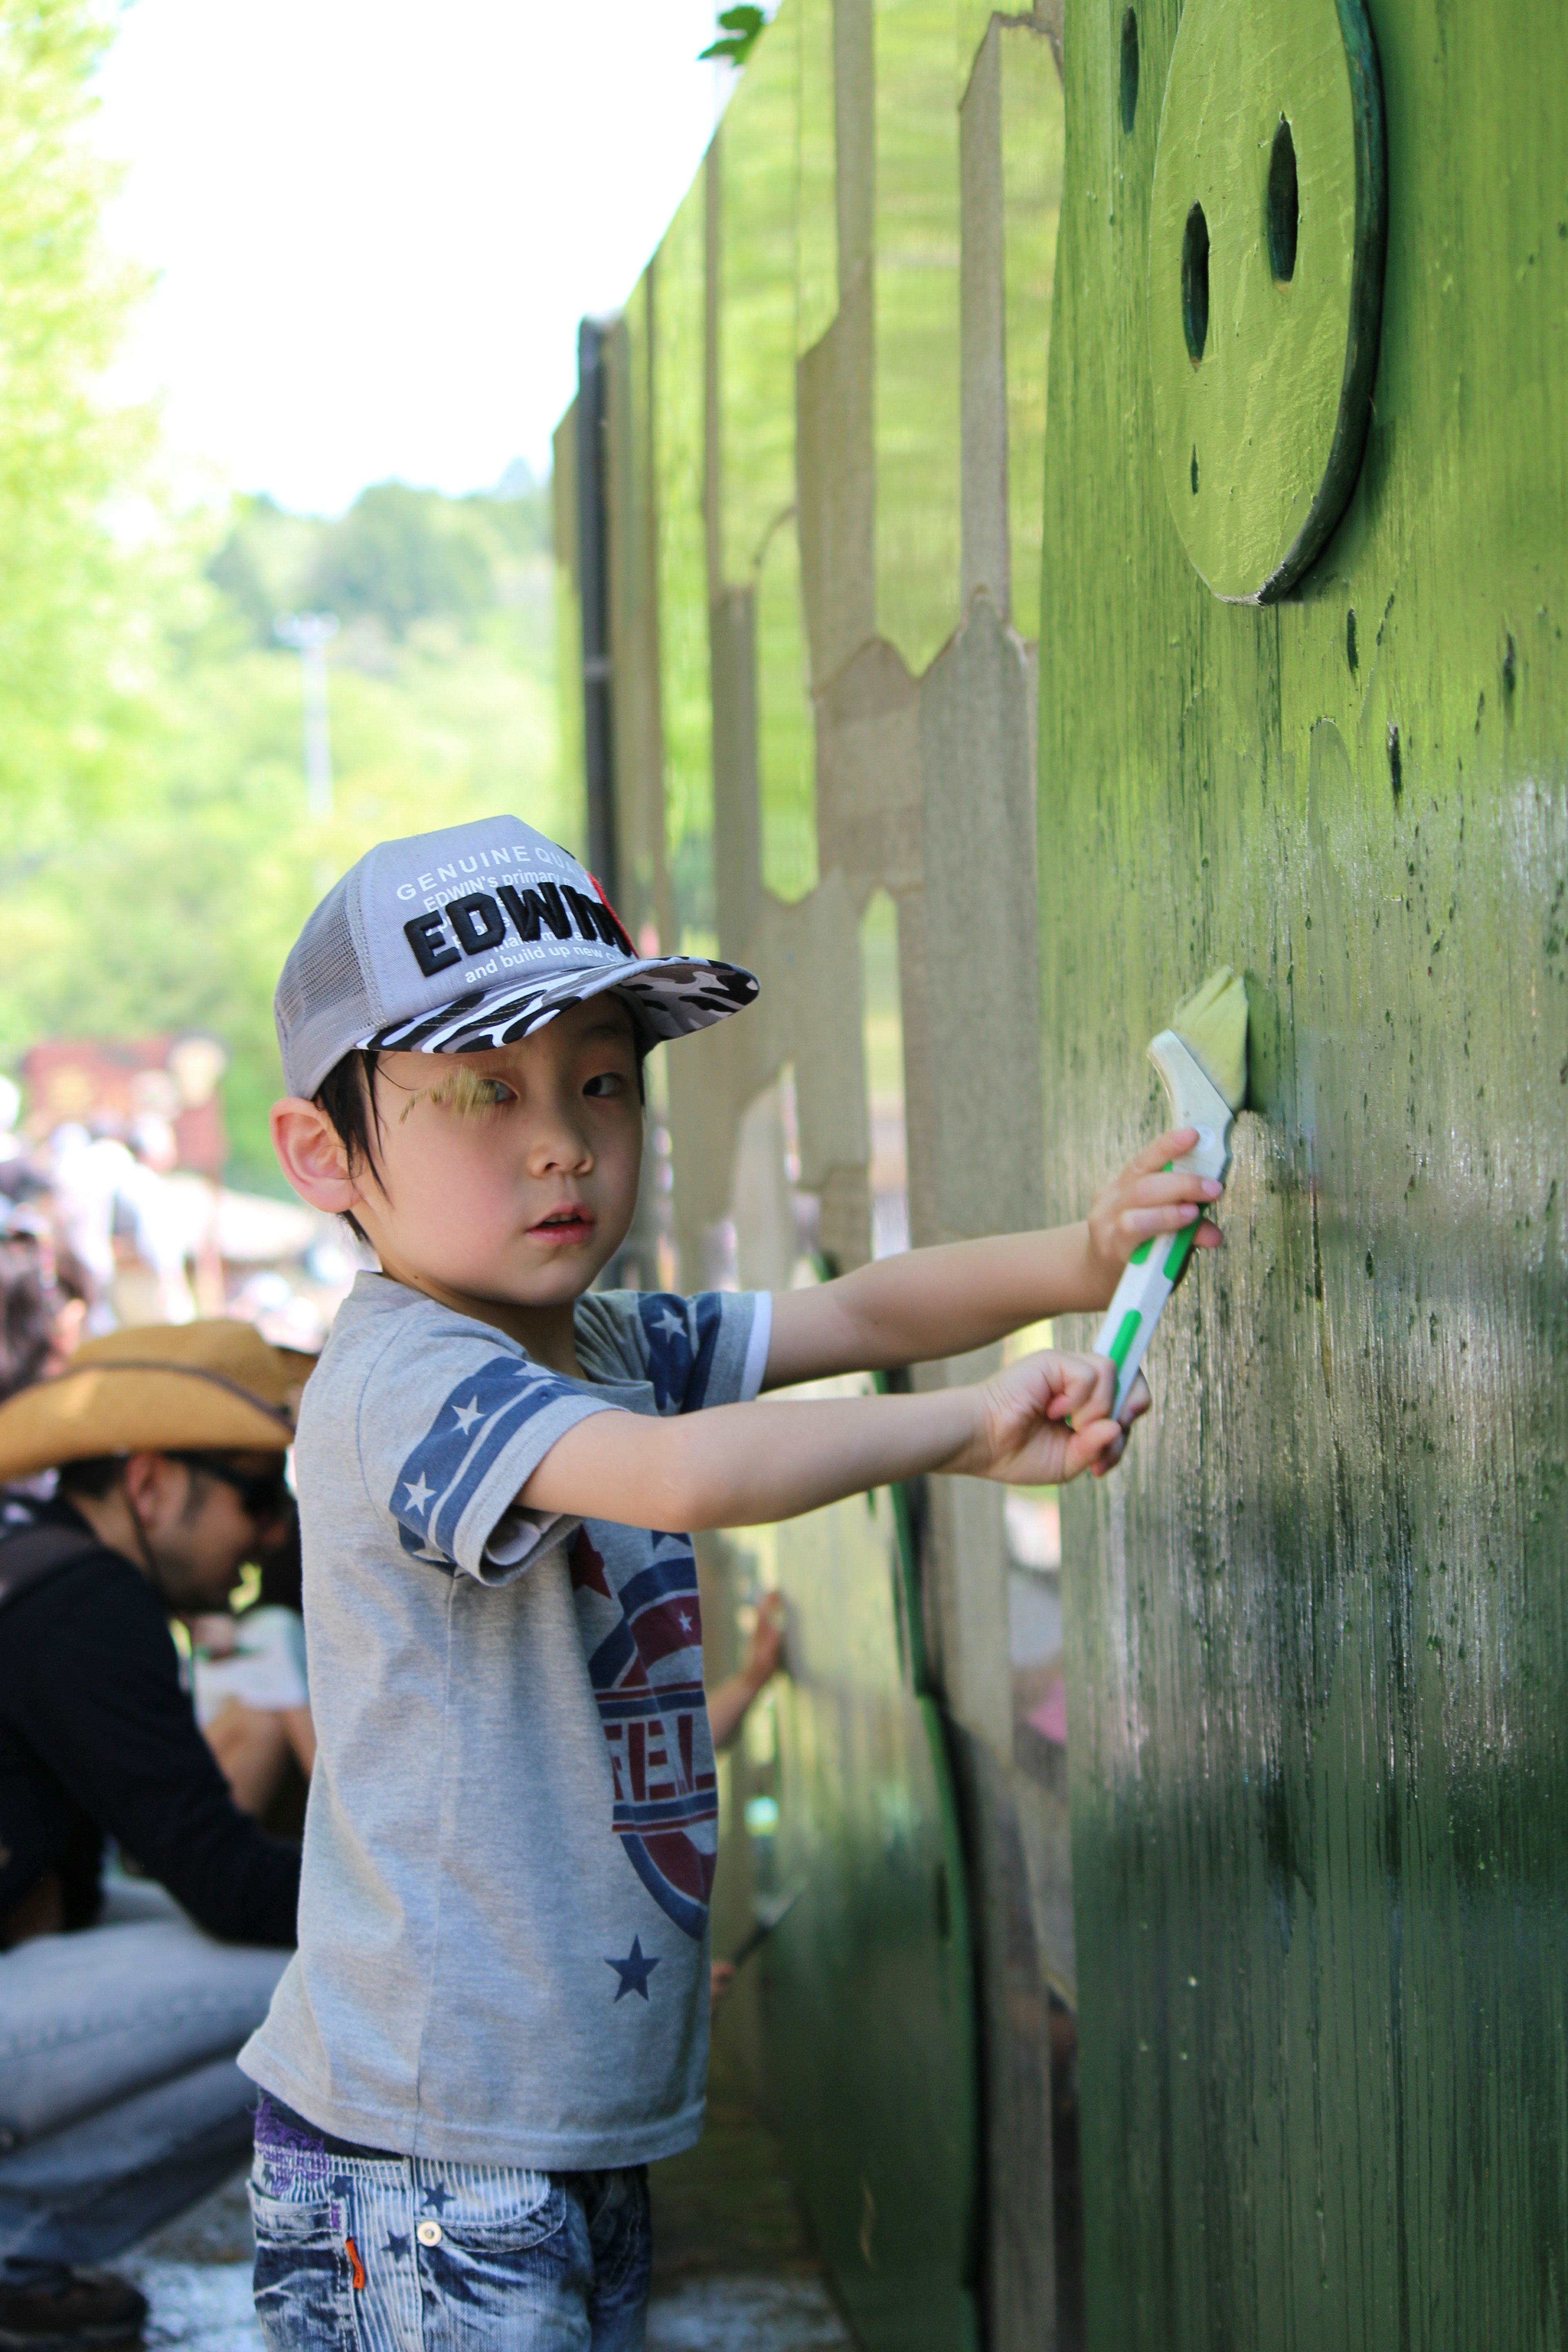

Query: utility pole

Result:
[576,321,617,906]
[274,611,340,820]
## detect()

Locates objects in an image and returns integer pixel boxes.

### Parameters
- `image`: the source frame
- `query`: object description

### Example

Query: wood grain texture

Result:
[1040,0,1568,2343]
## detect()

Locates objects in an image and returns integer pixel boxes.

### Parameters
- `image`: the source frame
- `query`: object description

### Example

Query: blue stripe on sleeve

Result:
[389,1355,580,1559]
[684,1293,726,1412]
[635,1293,692,1411]
[635,1291,729,1414]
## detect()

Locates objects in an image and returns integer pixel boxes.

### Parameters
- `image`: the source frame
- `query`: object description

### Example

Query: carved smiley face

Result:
[1147,0,1387,604]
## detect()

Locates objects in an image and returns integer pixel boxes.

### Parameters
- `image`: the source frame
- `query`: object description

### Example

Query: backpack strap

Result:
[0,1523,102,1613]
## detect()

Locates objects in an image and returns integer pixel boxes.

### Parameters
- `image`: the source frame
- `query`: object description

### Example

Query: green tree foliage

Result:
[209,476,551,646]
[2,478,576,1192]
[0,0,156,843]
[0,0,575,1191]
[700,6,768,66]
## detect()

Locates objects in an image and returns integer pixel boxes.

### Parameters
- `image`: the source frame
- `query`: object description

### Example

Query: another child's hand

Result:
[743,1590,786,1693]
[1087,1128,1224,1292]
[967,1349,1131,1485]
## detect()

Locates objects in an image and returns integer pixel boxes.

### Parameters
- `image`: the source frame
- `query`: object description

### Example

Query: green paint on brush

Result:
[1169,965,1249,1110]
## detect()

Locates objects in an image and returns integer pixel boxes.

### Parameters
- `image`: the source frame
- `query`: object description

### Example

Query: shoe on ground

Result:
[0,2267,147,2348]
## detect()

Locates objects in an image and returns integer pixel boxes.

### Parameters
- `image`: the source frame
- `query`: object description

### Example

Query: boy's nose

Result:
[525,1098,594,1174]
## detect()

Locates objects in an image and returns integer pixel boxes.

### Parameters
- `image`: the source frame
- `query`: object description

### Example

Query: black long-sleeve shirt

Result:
[0,1501,299,1945]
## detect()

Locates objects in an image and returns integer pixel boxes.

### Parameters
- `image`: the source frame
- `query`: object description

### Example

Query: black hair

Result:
[257,1508,304,1613]
[312,1014,652,1249]
[57,1450,226,1511]
[56,1452,128,1501]
[313,1049,384,1247]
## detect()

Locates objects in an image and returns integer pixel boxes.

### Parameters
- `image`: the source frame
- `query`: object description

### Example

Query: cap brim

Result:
[356,953,758,1058]
[0,1364,295,1484]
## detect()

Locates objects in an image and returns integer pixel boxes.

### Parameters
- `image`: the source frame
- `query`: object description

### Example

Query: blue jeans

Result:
[249,2104,652,2352]
[0,1878,288,2283]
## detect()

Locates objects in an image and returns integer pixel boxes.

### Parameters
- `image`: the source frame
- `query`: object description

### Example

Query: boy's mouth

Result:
[528,1205,597,1248]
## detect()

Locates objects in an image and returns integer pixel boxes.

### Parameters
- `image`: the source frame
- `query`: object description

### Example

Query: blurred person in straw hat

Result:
[0,1322,309,2350]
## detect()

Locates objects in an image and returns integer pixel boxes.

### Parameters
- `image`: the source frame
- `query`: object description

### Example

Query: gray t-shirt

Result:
[239,1271,771,2169]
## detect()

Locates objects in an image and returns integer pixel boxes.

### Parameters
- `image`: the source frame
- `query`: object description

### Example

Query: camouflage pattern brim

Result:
[356,953,759,1057]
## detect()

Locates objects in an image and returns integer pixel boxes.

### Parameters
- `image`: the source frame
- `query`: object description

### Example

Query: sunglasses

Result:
[165,1452,292,1523]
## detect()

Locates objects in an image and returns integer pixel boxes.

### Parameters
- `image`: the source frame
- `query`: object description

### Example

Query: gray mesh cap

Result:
[275,816,758,1100]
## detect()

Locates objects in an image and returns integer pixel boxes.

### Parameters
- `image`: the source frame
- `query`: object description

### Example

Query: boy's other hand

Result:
[1087,1128,1223,1292]
[967,1349,1133,1485]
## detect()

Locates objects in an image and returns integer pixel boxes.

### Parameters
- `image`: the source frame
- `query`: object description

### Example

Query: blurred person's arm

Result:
[8,1559,298,1944]
[707,1591,785,1752]
[193,1601,315,1815]
[203,1698,314,1817]
[281,1701,316,1775]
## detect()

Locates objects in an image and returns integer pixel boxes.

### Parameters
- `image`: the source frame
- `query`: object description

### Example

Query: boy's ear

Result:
[271,1097,360,1215]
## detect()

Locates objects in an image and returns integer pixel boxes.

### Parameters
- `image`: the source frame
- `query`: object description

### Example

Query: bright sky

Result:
[95,0,728,514]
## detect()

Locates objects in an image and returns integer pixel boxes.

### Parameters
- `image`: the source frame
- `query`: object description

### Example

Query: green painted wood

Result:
[760,1410,979,2352]
[1148,0,1386,601]
[1040,0,1568,2344]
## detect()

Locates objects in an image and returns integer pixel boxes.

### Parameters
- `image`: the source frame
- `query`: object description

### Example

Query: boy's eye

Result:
[439,1071,515,1111]
[399,1066,516,1123]
[583,1071,626,1100]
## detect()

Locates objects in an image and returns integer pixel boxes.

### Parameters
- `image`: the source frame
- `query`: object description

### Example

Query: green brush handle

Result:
[1092,1223,1198,1420]
[1089,1032,1239,1419]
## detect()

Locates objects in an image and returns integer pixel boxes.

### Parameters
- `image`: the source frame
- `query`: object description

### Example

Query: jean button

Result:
[416,2221,443,2247]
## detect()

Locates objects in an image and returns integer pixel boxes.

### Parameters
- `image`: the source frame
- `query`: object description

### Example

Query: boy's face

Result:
[353,995,644,1316]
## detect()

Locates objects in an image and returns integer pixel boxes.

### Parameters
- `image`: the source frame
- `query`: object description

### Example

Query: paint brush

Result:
[728,1886,802,1970]
[1093,966,1249,1419]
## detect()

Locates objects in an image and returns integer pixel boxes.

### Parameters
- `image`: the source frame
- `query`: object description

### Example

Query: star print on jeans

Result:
[383,2234,410,2259]
[420,2180,452,2213]
[605,1934,660,2001]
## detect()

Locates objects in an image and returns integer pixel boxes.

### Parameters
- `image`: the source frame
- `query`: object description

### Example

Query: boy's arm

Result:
[763,1126,1225,1390]
[519,1347,1124,1533]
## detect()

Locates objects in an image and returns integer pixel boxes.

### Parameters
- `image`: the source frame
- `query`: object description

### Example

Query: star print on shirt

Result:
[605,1935,660,2002]
[450,1397,482,1435]
[403,1472,434,1515]
[420,2181,452,2213]
[651,1307,686,1343]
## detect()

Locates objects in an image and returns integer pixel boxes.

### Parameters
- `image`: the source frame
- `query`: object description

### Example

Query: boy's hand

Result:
[963,1349,1138,1485]
[1087,1127,1224,1293]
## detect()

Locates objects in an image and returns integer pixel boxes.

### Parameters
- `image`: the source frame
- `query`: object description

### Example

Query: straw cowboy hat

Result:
[0,1321,313,1486]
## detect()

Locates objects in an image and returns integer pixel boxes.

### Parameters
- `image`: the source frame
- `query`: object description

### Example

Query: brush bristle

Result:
[1169,965,1248,1111]
[399,1065,504,1123]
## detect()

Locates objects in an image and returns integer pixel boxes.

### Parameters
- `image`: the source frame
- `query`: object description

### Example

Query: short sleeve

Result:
[575,1290,770,1414]
[361,1332,621,1584]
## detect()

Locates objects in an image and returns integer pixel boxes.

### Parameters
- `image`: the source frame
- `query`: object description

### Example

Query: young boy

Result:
[242,815,1220,2350]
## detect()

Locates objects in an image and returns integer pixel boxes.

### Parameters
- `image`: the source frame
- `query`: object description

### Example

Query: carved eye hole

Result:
[1181,203,1210,363]
[1267,116,1299,282]
[1119,9,1140,134]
